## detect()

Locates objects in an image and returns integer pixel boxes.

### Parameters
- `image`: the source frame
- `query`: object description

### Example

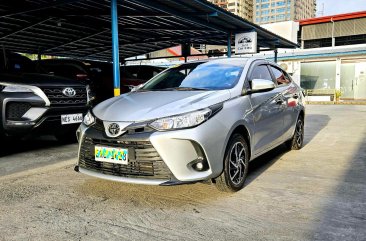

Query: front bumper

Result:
[76,114,229,185]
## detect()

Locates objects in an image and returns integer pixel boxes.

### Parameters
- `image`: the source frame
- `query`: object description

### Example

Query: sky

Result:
[316,0,366,16]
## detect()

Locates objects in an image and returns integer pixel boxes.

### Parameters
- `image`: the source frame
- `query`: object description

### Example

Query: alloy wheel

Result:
[295,119,304,147]
[229,142,247,185]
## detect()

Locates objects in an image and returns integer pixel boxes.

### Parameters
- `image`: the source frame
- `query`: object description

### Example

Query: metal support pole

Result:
[227,33,232,58]
[331,17,335,47]
[274,49,278,63]
[111,0,121,96]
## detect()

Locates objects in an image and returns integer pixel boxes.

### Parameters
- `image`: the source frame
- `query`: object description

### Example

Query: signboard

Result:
[235,32,257,54]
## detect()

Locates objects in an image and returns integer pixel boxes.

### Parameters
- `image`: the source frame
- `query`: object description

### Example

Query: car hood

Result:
[93,90,231,122]
[0,73,84,87]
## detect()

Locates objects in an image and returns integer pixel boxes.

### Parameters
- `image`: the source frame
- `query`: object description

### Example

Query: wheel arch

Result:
[224,122,252,161]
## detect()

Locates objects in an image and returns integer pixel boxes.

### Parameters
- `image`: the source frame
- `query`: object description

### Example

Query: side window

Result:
[270,66,291,86]
[250,64,272,81]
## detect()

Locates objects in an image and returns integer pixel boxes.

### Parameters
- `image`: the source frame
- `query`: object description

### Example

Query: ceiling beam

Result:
[0,0,80,18]
[0,18,52,39]
[126,0,228,34]
[43,29,109,53]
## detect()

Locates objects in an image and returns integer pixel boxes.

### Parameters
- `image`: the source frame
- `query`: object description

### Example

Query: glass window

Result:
[250,65,272,81]
[341,60,366,100]
[270,66,290,86]
[142,62,244,91]
[300,61,336,89]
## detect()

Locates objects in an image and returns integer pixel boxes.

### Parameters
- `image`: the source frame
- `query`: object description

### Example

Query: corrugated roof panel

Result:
[0,0,298,61]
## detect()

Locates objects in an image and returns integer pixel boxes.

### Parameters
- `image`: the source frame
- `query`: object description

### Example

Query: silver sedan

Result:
[76,57,305,192]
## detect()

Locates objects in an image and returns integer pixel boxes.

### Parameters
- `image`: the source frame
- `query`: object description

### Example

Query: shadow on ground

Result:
[310,132,366,241]
[0,136,76,157]
[304,114,330,146]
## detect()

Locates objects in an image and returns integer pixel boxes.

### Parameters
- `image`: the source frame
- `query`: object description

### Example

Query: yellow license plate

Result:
[94,145,128,165]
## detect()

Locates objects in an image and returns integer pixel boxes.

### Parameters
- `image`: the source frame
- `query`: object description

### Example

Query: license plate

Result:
[61,113,83,125]
[95,145,128,165]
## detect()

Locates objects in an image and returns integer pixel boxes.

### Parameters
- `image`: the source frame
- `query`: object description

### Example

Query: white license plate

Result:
[61,113,83,125]
[95,145,128,165]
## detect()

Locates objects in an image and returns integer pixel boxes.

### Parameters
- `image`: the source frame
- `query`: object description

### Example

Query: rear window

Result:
[0,53,36,73]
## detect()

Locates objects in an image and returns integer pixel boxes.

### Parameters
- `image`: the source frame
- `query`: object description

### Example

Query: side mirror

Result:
[250,79,275,93]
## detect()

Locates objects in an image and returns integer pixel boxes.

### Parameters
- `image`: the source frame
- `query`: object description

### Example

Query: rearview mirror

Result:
[250,79,275,93]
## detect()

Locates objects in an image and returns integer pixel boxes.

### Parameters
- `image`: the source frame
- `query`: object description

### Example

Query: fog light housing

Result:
[190,157,209,172]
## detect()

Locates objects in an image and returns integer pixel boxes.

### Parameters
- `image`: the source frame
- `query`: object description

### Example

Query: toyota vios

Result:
[75,58,305,192]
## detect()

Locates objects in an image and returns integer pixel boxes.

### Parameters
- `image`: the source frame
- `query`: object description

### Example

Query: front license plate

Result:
[95,145,128,165]
[61,113,83,125]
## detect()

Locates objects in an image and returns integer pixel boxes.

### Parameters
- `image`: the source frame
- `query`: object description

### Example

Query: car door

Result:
[268,65,299,142]
[248,61,285,156]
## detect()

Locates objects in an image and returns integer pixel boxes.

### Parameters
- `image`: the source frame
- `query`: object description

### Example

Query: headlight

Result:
[86,85,95,104]
[150,108,212,131]
[83,111,95,126]
[2,85,33,93]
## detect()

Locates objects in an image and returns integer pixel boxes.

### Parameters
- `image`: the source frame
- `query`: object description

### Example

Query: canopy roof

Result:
[0,0,299,61]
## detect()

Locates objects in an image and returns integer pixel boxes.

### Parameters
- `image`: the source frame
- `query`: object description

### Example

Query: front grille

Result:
[79,137,172,180]
[6,102,32,121]
[41,87,87,106]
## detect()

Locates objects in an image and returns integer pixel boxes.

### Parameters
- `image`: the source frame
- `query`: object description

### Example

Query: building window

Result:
[301,61,336,90]
[277,8,286,13]
[276,1,286,7]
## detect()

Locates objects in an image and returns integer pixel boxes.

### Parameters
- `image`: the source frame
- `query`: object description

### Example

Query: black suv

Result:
[0,51,90,141]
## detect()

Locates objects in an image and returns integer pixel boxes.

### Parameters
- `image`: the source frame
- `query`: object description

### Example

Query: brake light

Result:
[76,73,88,81]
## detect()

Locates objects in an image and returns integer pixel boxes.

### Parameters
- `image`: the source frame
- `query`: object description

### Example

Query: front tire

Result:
[214,134,249,192]
[286,116,304,150]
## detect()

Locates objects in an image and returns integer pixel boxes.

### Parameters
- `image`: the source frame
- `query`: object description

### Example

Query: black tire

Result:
[286,116,304,150]
[55,130,77,144]
[214,133,249,192]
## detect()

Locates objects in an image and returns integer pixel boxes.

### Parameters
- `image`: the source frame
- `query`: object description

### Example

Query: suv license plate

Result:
[61,113,83,125]
[95,146,128,165]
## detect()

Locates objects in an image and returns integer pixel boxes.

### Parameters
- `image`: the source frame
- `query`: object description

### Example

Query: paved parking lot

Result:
[0,105,365,241]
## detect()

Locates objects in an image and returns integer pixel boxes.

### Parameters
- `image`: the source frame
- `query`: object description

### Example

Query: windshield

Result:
[0,52,39,74]
[141,62,244,91]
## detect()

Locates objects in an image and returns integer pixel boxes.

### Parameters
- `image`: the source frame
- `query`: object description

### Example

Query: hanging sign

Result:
[235,32,257,54]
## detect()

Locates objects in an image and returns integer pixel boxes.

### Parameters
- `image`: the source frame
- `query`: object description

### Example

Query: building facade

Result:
[208,0,254,21]
[254,0,316,25]
[299,11,366,49]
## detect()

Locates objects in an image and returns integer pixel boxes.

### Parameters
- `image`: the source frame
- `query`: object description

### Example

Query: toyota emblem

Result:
[108,123,120,136]
[62,87,76,97]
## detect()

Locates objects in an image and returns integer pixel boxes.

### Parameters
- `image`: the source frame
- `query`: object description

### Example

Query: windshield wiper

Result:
[166,87,211,91]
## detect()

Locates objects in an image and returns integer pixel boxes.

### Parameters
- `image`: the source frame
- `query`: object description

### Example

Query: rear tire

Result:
[286,116,304,150]
[214,133,249,192]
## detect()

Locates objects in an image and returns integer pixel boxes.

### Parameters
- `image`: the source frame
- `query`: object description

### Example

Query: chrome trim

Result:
[26,86,50,106]
[78,167,168,185]
[0,83,50,106]
[21,107,48,121]
[103,121,131,138]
